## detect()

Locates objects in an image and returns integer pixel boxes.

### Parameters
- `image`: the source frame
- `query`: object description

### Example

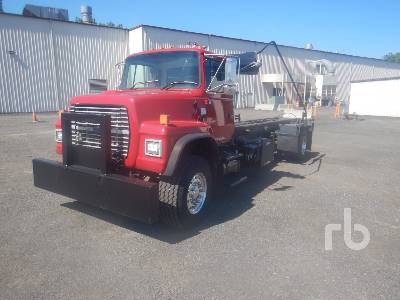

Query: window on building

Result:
[273,87,286,96]
[322,85,336,98]
[315,63,328,75]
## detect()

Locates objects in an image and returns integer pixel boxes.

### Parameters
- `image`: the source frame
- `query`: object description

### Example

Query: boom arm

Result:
[257,41,304,109]
[236,41,308,118]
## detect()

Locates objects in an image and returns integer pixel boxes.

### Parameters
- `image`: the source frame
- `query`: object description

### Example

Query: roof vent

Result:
[305,43,314,50]
[80,5,92,23]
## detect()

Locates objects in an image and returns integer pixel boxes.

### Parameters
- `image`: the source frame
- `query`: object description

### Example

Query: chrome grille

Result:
[69,105,130,158]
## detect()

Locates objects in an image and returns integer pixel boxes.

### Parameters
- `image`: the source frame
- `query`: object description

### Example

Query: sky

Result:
[4,0,400,59]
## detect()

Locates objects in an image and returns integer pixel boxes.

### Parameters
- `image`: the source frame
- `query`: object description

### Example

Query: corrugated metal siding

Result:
[0,14,128,113]
[140,26,400,108]
[52,22,128,109]
[2,18,400,113]
[0,16,56,112]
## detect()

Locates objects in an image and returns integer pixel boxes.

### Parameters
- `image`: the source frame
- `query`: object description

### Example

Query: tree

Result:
[383,52,400,63]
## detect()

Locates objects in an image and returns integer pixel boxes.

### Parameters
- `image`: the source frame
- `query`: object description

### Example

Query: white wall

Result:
[129,27,143,54]
[349,79,400,117]
[0,14,128,113]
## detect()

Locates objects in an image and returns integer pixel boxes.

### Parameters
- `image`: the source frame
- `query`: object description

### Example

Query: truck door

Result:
[204,57,237,143]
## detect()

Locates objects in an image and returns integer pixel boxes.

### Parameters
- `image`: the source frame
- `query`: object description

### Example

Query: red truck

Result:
[33,45,313,227]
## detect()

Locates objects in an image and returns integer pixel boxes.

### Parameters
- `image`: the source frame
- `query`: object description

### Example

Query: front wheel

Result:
[159,155,212,227]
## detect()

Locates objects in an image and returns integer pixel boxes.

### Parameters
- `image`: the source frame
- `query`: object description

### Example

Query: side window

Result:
[204,59,211,88]
[204,58,225,90]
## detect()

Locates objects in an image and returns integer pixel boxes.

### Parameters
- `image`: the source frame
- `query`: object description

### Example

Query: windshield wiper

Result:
[162,81,198,90]
[130,79,159,89]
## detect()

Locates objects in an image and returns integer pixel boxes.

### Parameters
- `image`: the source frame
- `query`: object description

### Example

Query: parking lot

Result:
[1,108,400,299]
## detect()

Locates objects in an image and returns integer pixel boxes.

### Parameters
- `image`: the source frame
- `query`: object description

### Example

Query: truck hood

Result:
[69,89,203,122]
[68,89,207,170]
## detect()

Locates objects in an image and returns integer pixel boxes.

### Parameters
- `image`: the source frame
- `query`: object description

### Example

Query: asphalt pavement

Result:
[1,108,399,299]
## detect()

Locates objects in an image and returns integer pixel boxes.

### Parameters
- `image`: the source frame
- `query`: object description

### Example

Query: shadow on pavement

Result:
[62,152,321,244]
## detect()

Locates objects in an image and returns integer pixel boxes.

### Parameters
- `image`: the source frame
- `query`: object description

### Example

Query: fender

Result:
[163,133,215,176]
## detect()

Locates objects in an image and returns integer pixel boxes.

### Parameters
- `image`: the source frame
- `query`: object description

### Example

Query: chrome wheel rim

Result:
[187,172,207,215]
[301,135,307,155]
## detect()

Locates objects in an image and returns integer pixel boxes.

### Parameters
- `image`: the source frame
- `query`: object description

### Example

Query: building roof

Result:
[132,24,400,66]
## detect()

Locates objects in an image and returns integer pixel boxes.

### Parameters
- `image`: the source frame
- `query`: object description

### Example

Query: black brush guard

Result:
[32,112,159,224]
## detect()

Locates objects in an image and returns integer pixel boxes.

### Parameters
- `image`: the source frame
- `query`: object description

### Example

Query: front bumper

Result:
[33,158,159,224]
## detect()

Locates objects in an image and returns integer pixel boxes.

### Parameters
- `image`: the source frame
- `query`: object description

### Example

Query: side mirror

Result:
[225,57,239,85]
[232,52,261,75]
[115,61,125,69]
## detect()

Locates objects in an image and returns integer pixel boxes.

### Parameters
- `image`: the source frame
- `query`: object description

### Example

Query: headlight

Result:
[145,139,162,157]
[55,129,62,143]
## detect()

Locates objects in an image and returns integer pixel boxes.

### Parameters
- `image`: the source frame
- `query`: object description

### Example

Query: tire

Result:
[159,155,212,227]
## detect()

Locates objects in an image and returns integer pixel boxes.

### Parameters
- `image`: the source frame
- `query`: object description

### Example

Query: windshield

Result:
[119,51,200,90]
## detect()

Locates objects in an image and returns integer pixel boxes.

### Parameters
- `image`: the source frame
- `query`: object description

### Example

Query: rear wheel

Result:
[159,155,212,227]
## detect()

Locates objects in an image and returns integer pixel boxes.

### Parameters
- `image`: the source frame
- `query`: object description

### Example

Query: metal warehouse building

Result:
[2,12,400,113]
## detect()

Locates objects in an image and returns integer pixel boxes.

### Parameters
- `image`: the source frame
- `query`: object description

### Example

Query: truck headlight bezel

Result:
[55,129,62,143]
[145,139,162,157]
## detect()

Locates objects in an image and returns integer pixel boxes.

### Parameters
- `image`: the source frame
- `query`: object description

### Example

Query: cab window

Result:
[204,57,225,90]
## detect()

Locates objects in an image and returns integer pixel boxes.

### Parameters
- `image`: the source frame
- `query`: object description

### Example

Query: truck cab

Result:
[56,48,238,174]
